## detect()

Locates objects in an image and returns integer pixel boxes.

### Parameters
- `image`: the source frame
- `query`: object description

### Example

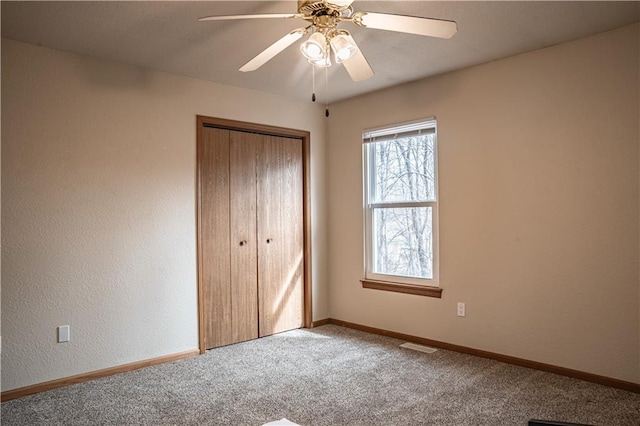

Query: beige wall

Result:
[1,39,329,392]
[327,24,640,383]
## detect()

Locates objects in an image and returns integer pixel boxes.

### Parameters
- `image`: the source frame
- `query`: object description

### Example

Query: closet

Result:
[197,116,309,351]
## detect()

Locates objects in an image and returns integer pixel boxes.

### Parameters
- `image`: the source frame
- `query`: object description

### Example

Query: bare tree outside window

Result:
[364,120,438,285]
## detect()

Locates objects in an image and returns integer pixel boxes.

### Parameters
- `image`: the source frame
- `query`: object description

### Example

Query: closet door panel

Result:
[229,131,259,343]
[200,127,233,349]
[257,135,304,336]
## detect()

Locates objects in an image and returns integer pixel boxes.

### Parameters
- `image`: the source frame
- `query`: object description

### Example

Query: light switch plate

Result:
[58,325,70,343]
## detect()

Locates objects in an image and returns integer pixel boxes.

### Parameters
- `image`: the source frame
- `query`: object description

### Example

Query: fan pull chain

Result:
[311,65,316,102]
[325,66,330,118]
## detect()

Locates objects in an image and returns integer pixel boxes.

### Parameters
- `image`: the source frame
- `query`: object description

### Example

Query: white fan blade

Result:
[354,12,457,39]
[240,29,307,72]
[341,35,374,82]
[199,13,304,21]
[325,0,355,9]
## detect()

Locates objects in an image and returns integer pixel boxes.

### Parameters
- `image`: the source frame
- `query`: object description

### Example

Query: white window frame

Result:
[363,118,439,287]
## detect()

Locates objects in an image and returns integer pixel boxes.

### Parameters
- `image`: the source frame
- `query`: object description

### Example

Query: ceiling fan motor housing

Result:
[298,1,352,15]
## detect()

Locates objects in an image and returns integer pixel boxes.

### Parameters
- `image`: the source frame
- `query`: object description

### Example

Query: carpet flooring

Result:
[2,324,639,425]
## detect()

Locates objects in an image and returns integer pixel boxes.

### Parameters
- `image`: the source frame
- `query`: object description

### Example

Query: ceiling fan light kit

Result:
[329,32,357,63]
[301,32,328,62]
[309,49,332,67]
[200,0,457,83]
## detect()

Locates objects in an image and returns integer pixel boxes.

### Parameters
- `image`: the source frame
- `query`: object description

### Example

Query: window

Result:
[362,118,439,295]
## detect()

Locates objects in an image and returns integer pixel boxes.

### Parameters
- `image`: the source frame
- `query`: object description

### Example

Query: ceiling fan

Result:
[199,0,458,82]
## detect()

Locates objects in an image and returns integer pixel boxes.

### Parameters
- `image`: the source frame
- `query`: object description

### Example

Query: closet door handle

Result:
[266,238,273,244]
[239,240,248,247]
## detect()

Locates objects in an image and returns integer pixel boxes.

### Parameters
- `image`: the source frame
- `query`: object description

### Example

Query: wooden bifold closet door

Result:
[199,124,304,350]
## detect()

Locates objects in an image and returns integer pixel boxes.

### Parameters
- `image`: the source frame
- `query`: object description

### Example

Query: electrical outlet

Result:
[58,325,70,343]
[457,302,466,317]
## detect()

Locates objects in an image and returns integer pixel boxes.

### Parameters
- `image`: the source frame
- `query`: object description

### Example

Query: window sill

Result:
[361,279,442,298]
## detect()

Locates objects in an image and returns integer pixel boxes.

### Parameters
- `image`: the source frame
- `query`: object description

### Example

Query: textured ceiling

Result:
[2,1,639,103]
